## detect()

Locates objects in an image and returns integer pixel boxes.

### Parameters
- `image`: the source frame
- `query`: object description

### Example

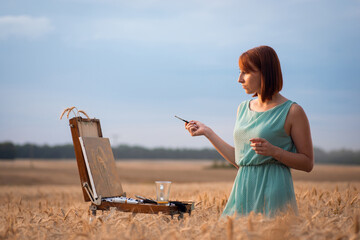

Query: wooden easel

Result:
[68,116,194,218]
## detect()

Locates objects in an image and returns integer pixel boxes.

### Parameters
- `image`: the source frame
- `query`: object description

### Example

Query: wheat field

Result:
[0,160,359,239]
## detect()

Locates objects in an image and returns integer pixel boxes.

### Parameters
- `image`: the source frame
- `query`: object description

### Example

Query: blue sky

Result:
[0,0,359,151]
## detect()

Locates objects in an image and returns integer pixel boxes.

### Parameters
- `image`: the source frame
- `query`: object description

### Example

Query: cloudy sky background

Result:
[0,0,359,151]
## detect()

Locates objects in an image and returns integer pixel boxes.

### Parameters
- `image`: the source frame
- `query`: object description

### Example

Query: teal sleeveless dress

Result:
[222,99,298,217]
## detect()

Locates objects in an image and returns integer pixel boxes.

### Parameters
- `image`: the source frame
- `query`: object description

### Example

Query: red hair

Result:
[239,46,283,101]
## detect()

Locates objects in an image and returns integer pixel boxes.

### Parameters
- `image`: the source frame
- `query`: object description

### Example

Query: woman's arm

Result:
[186,121,238,169]
[250,104,314,172]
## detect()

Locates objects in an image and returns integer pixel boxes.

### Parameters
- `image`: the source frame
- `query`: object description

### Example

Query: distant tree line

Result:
[112,145,223,159]
[0,142,359,165]
[0,142,223,160]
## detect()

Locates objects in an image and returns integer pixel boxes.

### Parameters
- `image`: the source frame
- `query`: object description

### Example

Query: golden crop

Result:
[0,182,359,240]
[0,161,359,239]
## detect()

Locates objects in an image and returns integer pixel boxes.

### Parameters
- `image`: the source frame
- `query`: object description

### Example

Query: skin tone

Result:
[185,62,314,172]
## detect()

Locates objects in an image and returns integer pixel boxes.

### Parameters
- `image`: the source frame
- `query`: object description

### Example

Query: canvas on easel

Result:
[79,137,123,199]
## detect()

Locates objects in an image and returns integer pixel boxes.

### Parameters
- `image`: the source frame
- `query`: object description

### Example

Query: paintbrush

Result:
[135,195,157,204]
[174,115,189,123]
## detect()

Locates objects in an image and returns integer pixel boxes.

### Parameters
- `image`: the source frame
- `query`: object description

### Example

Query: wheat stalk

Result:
[77,110,90,119]
[226,216,233,240]
[350,196,358,205]
[66,106,77,119]
[59,108,70,120]
[354,215,359,234]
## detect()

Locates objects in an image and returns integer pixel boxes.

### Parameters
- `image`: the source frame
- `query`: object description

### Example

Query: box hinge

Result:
[83,182,102,205]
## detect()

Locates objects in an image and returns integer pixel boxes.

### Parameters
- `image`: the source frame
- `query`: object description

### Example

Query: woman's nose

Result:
[238,74,244,83]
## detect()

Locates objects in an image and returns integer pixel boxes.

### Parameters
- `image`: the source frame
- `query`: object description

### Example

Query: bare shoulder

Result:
[290,103,304,113]
[288,103,309,123]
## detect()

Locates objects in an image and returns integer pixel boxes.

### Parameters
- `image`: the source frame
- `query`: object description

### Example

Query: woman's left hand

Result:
[249,138,277,156]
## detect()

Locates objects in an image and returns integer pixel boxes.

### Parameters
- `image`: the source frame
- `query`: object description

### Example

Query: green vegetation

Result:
[0,142,223,160]
[0,142,15,159]
[0,142,359,165]
[112,145,222,159]
[207,160,235,169]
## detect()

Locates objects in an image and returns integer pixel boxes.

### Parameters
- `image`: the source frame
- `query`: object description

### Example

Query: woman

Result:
[185,46,314,217]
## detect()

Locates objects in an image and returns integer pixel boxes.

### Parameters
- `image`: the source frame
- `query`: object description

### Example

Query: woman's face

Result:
[238,63,261,95]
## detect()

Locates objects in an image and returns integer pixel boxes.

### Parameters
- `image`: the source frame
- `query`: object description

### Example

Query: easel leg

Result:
[178,212,184,220]
[90,205,97,216]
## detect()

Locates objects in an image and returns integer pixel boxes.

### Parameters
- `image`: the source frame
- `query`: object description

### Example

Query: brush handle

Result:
[175,115,189,123]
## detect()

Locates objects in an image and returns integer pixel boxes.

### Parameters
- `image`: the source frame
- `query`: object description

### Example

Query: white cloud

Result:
[0,15,53,40]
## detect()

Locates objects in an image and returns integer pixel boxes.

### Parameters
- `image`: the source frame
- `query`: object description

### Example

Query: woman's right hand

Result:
[185,120,208,137]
